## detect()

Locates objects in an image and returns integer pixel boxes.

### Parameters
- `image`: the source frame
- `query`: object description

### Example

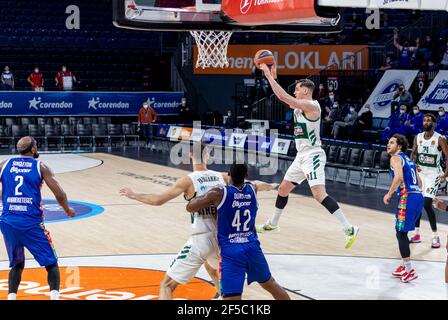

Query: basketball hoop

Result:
[190,30,233,69]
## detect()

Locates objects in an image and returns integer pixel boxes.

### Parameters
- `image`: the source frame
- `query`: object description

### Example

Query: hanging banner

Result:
[418,71,448,111]
[364,70,419,118]
[0,91,183,116]
[221,0,317,25]
[194,45,368,75]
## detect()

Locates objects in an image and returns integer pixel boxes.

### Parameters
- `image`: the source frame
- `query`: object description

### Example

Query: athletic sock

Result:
[50,290,60,300]
[404,260,412,271]
[7,293,17,300]
[414,227,420,235]
[432,231,439,237]
[333,209,351,231]
[269,208,283,226]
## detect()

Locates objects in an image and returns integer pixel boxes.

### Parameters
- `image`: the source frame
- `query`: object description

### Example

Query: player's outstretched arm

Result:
[250,180,279,192]
[259,63,319,115]
[120,176,191,206]
[41,163,75,217]
[383,155,403,205]
[186,187,223,213]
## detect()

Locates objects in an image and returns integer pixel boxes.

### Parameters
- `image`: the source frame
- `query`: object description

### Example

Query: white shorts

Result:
[284,148,326,187]
[167,232,220,285]
[420,170,442,199]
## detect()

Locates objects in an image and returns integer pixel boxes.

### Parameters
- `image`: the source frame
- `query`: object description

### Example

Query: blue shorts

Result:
[0,221,58,268]
[395,192,424,233]
[220,241,272,297]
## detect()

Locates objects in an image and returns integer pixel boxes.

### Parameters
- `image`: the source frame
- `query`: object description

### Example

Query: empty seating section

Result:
[0,116,139,149]
[0,0,173,91]
[322,142,391,187]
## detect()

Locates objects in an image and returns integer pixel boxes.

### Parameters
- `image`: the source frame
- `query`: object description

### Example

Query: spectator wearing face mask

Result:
[1,66,14,90]
[436,107,448,136]
[138,101,157,148]
[27,67,44,91]
[321,101,343,137]
[393,29,420,68]
[331,105,359,139]
[397,105,424,137]
[356,104,373,131]
[325,85,338,109]
[55,66,77,91]
[381,105,410,143]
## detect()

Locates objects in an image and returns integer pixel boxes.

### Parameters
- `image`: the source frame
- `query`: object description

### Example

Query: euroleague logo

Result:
[240,0,252,14]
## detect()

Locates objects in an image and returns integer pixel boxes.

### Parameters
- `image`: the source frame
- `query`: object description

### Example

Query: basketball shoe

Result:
[431,235,441,248]
[256,221,279,233]
[401,269,418,283]
[392,265,406,277]
[410,233,421,243]
[344,226,359,249]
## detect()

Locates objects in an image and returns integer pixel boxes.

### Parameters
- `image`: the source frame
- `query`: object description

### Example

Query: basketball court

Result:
[0,150,447,300]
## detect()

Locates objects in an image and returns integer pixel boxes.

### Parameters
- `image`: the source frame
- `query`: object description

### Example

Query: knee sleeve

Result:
[275,195,289,210]
[321,196,340,214]
[9,262,25,294]
[45,263,60,292]
[396,231,411,259]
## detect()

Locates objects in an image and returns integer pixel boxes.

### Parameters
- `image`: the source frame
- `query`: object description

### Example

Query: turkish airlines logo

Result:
[240,0,252,14]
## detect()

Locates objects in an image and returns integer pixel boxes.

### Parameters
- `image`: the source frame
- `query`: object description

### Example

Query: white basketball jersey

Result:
[416,132,442,173]
[293,100,322,152]
[188,170,226,235]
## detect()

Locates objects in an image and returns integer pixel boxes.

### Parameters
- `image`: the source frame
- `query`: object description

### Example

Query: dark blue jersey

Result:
[390,152,421,195]
[0,157,44,228]
[217,183,258,247]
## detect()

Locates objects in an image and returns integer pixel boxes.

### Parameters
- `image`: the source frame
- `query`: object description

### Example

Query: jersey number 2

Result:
[232,209,251,232]
[14,175,24,196]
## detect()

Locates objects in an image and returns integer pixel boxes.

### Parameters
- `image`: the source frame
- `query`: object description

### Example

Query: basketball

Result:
[254,49,275,69]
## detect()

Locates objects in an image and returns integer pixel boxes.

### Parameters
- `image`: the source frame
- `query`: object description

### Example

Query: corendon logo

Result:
[240,0,252,14]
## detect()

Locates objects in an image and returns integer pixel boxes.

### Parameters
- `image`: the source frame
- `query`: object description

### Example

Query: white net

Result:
[190,30,233,69]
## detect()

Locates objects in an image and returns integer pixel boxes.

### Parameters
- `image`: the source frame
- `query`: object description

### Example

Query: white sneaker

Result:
[256,221,279,233]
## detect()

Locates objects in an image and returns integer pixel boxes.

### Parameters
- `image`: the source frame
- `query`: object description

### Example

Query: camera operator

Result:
[391,84,414,114]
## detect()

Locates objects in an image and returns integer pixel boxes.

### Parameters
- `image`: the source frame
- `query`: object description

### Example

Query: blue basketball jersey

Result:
[390,152,421,194]
[0,157,44,227]
[217,183,258,247]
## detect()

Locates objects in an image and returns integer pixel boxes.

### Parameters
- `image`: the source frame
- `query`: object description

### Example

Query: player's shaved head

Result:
[17,136,39,158]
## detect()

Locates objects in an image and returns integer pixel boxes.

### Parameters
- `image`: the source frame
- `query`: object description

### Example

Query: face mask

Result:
[400,110,406,114]
[143,104,148,109]
[34,69,39,73]
[62,68,67,72]
[350,108,355,113]
[439,111,445,116]
[413,109,419,114]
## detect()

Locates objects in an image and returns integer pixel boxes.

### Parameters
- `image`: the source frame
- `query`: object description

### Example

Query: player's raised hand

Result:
[259,63,272,77]
[120,187,137,200]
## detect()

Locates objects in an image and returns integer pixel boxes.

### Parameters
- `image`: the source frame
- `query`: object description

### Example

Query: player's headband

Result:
[19,137,37,155]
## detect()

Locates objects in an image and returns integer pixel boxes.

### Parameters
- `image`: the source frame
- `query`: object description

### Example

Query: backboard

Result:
[112,0,344,33]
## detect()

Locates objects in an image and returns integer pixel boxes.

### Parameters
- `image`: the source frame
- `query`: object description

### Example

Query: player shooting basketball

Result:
[257,60,359,249]
[120,142,278,299]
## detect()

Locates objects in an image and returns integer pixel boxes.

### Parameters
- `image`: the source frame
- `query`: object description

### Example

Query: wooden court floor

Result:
[1,153,447,300]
